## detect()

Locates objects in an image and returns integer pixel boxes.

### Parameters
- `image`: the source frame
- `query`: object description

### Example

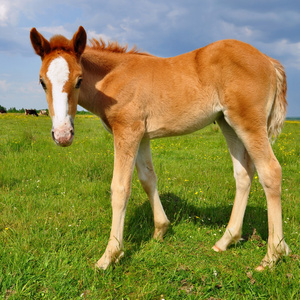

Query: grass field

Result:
[0,113,299,299]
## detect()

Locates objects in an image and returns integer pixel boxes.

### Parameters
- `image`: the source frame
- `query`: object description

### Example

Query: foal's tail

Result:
[267,57,288,143]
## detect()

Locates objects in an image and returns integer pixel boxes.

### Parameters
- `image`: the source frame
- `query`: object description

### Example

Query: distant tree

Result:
[8,107,18,113]
[0,104,6,111]
[7,107,27,113]
[76,110,92,115]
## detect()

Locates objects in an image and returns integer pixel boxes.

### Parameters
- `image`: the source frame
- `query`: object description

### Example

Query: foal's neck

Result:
[81,48,122,77]
[78,49,124,116]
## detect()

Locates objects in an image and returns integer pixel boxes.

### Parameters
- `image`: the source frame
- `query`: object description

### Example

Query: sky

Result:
[0,0,299,117]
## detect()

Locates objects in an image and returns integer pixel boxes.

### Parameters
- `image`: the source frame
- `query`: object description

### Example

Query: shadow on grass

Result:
[125,192,268,257]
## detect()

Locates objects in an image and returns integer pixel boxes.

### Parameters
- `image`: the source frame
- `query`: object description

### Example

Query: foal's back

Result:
[97,39,276,139]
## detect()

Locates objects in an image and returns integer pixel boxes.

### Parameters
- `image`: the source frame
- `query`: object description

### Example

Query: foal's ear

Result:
[30,28,51,59]
[72,26,87,58]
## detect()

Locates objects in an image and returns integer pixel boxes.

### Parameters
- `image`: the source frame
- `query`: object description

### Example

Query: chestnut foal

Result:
[30,26,290,270]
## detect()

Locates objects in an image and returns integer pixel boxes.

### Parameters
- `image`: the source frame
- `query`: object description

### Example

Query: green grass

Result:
[0,114,299,299]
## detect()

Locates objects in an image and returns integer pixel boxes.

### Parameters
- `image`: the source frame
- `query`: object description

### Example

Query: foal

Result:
[30,26,290,270]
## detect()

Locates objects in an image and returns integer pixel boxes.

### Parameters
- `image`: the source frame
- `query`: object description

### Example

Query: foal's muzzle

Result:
[51,120,74,147]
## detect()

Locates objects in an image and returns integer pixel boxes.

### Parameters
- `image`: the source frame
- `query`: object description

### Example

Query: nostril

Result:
[51,126,74,147]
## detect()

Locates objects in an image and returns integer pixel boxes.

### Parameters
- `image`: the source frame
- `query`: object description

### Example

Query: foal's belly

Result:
[145,110,222,139]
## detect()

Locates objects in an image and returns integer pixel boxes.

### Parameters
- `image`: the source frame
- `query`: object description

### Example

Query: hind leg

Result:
[250,142,291,270]
[222,113,290,269]
[213,117,256,251]
[136,139,170,240]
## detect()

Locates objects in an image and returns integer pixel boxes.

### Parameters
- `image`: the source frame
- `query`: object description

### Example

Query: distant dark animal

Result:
[25,109,38,116]
[0,109,7,114]
[39,109,48,116]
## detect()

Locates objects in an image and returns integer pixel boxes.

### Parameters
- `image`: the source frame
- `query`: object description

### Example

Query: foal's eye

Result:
[40,79,47,90]
[75,77,83,89]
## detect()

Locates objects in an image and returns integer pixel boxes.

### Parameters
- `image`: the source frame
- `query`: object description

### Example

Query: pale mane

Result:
[88,38,150,56]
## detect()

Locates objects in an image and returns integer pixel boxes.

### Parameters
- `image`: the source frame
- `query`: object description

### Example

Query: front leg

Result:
[136,139,170,241]
[95,179,128,270]
[95,126,143,270]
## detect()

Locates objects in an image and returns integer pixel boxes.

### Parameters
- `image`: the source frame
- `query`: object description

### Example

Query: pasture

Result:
[0,113,299,299]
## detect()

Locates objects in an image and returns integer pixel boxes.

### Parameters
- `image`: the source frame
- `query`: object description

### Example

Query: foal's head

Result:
[30,26,87,147]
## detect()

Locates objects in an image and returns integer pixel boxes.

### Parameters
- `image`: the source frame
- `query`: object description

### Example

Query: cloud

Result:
[18,80,43,95]
[0,0,18,27]
[0,79,9,91]
[36,26,72,39]
[0,2,9,26]
[87,30,111,43]
[0,78,41,96]
[217,21,262,40]
[0,0,35,27]
[0,79,45,110]
[257,39,300,70]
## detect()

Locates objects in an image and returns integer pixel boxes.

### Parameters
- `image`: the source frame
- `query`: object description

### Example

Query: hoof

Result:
[95,260,110,271]
[115,251,124,263]
[153,221,170,241]
[95,250,124,270]
[255,265,265,272]
[212,245,222,252]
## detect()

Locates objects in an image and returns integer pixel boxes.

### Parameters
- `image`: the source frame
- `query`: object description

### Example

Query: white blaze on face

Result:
[46,56,74,146]
[47,56,70,124]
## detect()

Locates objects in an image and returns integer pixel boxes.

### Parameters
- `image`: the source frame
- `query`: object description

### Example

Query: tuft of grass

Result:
[0,114,299,299]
